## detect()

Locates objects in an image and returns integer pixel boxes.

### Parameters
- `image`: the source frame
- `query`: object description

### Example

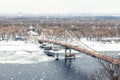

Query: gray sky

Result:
[0,0,120,14]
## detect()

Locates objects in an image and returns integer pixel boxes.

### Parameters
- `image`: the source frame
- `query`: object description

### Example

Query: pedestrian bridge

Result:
[39,39,120,65]
[37,31,120,65]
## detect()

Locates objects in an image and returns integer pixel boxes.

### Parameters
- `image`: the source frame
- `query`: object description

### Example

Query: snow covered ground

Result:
[0,40,55,64]
[80,38,120,51]
[0,38,120,64]
[0,41,39,51]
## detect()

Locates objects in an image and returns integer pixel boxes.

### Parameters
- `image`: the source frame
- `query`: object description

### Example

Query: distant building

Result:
[27,25,39,43]
[27,25,38,36]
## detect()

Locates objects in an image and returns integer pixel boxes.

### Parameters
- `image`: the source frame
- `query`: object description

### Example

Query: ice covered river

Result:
[0,44,119,80]
[0,48,102,80]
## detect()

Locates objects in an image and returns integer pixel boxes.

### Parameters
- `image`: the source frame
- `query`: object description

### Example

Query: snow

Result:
[0,37,120,64]
[27,31,38,36]
[118,53,120,55]
[80,38,120,51]
[49,49,79,54]
[0,40,40,51]
[0,40,55,64]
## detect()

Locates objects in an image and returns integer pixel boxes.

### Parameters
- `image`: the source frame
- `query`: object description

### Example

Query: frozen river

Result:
[0,40,119,80]
[0,49,101,80]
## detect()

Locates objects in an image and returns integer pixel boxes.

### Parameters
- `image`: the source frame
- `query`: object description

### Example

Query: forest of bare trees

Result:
[0,16,120,40]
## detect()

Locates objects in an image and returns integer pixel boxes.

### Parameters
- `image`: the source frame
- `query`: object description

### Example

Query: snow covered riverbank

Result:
[81,38,120,51]
[0,40,40,51]
[0,40,54,64]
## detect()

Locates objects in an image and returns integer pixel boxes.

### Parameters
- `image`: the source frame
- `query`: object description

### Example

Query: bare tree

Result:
[92,60,120,80]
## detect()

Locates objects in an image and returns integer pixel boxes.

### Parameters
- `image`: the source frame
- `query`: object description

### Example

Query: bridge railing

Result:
[65,30,97,52]
[38,31,97,52]
[38,32,120,61]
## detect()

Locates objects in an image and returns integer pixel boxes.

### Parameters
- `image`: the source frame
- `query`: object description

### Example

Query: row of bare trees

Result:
[0,17,120,38]
[91,60,120,80]
[0,26,119,40]
[0,26,28,40]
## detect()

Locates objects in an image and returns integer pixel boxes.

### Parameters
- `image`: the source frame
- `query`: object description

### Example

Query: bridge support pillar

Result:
[52,43,54,47]
[69,48,71,55]
[56,53,59,60]
[65,47,69,56]
[48,43,51,47]
[65,47,71,55]
[65,47,75,59]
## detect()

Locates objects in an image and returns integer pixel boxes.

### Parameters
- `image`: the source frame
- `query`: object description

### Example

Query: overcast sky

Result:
[0,0,120,15]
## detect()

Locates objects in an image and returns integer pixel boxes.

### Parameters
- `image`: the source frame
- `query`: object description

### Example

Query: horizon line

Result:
[1,13,120,17]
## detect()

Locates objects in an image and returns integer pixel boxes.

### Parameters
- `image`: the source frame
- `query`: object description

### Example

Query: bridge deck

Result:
[39,40,120,65]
